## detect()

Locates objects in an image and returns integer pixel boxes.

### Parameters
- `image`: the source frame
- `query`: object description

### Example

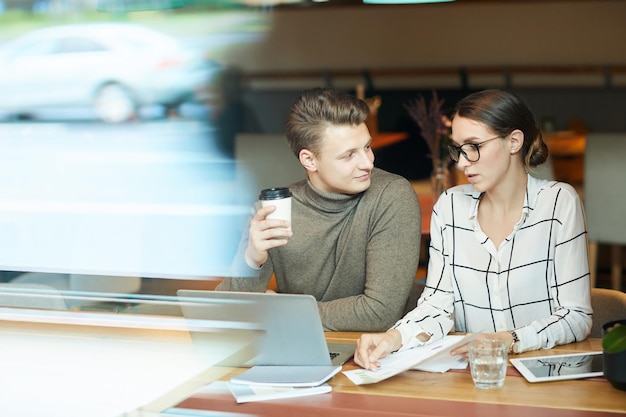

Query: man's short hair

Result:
[285,88,370,158]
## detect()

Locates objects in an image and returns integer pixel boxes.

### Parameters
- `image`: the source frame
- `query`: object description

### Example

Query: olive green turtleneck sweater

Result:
[217,168,421,332]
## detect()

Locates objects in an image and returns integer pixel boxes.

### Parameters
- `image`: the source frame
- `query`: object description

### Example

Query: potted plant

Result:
[602,320,626,391]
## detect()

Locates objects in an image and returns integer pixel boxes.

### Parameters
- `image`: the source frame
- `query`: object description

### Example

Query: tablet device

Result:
[510,351,603,383]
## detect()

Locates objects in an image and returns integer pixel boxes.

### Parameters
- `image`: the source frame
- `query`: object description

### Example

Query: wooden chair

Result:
[584,133,626,290]
[403,277,426,315]
[590,288,626,338]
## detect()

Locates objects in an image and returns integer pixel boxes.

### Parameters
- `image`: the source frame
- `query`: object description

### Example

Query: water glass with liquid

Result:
[468,338,508,389]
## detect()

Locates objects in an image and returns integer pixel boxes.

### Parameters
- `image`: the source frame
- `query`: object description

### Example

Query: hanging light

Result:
[363,0,454,4]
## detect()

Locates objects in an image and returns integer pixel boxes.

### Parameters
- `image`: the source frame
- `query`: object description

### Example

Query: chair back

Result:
[590,287,626,338]
[584,133,626,244]
[11,272,140,308]
[403,277,426,315]
[0,283,68,310]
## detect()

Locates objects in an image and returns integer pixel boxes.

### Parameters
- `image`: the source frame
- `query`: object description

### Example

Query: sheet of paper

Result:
[343,334,476,385]
[413,354,468,373]
[195,381,332,404]
[229,365,342,387]
[227,381,331,403]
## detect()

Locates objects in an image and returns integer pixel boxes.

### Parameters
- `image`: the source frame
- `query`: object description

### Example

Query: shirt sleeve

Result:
[316,178,422,332]
[514,189,592,353]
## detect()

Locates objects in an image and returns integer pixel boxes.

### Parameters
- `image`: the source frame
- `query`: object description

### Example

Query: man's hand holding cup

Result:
[245,187,293,268]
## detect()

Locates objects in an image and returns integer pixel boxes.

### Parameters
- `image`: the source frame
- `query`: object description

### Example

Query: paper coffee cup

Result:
[259,187,292,230]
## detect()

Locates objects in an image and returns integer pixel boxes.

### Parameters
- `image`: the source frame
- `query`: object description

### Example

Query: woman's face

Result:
[450,116,511,192]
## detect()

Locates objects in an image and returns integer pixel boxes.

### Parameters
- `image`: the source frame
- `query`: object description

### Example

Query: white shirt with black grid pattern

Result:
[394,174,592,354]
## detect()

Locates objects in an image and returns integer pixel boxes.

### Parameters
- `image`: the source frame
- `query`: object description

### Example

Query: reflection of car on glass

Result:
[0,22,218,123]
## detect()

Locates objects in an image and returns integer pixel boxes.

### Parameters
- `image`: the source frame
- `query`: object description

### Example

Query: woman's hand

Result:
[450,331,514,359]
[354,329,402,371]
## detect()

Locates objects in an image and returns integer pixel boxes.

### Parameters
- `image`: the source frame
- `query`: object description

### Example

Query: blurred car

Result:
[0,22,219,123]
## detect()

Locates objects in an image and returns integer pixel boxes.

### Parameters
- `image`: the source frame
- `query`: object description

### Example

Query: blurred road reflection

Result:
[0,22,224,123]
[0,119,255,279]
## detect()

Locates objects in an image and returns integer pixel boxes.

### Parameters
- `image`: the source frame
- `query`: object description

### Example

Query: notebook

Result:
[177,290,355,386]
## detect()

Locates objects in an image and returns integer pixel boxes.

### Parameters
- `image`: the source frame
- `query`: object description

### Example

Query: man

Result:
[217,88,421,332]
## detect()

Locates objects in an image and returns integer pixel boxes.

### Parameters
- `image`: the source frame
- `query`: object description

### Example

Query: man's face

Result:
[306,122,375,194]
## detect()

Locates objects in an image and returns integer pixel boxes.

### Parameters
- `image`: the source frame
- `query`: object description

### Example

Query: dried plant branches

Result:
[405,90,450,162]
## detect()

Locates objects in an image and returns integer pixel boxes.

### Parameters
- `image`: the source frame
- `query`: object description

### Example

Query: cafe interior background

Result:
[0,0,624,414]
[0,0,623,292]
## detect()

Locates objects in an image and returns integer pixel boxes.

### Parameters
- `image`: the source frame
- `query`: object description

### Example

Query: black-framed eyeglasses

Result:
[447,136,501,163]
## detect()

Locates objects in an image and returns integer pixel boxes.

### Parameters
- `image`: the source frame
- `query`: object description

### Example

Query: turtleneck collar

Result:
[300,179,363,214]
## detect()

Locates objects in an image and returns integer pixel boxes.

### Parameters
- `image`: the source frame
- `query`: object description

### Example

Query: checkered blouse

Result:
[394,175,593,354]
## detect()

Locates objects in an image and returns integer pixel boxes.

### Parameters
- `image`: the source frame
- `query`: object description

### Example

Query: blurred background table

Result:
[370,132,408,150]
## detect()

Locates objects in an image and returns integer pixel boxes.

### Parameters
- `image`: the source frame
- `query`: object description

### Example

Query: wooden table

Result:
[175,333,626,417]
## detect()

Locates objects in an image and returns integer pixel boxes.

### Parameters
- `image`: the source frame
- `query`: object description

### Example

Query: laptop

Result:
[177,290,355,386]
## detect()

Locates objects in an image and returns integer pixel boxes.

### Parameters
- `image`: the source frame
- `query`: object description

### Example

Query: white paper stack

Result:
[227,382,332,403]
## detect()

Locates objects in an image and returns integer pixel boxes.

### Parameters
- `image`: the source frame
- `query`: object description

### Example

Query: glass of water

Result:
[468,338,508,389]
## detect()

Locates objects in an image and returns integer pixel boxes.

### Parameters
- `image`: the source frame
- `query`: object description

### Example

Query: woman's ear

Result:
[299,149,318,172]
[509,129,524,154]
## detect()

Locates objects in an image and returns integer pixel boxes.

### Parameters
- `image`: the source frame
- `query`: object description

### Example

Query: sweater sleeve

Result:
[216,269,272,292]
[317,177,421,331]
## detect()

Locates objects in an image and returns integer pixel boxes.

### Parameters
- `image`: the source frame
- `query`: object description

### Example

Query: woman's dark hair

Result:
[453,89,549,168]
[285,88,370,157]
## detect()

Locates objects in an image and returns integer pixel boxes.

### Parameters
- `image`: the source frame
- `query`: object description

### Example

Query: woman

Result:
[355,89,592,371]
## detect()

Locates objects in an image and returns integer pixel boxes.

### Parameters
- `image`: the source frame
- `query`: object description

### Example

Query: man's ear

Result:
[299,149,318,172]
[509,129,524,154]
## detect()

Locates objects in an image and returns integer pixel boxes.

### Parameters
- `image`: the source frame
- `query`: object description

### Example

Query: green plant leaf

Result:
[602,324,626,353]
